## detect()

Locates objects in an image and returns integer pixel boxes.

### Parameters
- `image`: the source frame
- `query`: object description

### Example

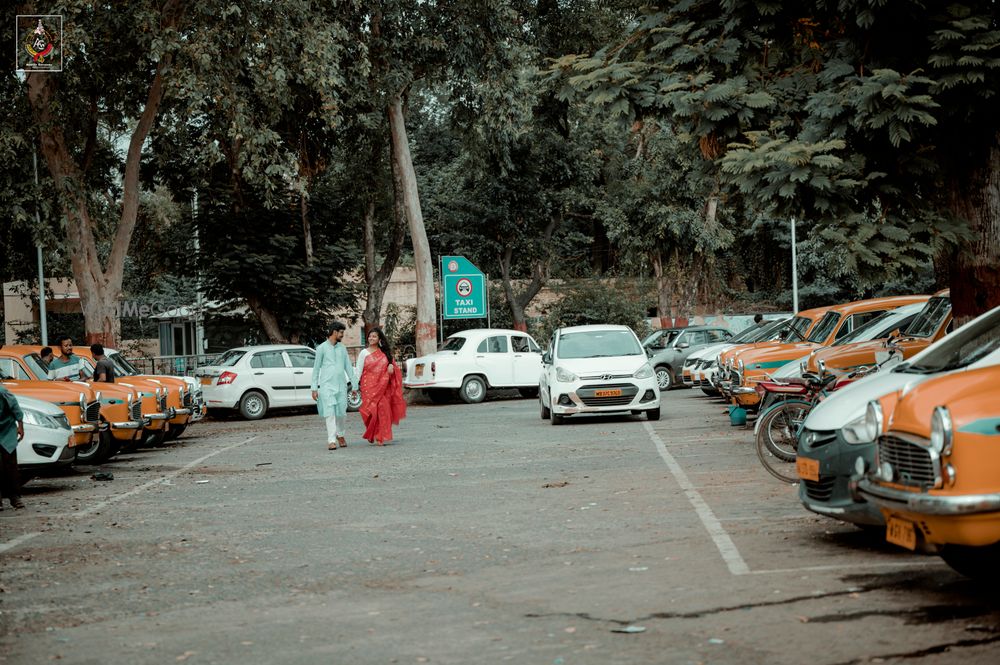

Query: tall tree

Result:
[555,1,995,322]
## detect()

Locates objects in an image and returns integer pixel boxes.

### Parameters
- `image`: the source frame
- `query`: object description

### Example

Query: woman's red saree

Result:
[359,350,407,444]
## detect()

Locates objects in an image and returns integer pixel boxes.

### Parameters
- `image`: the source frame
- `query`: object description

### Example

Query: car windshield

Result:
[214,350,246,367]
[901,307,1000,374]
[558,330,642,359]
[771,316,811,342]
[904,296,951,338]
[836,309,916,345]
[642,329,680,349]
[440,337,467,352]
[806,312,842,343]
[23,353,52,379]
[109,352,140,376]
[738,319,788,343]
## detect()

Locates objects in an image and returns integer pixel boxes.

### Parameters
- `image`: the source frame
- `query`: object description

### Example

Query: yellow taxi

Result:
[858,360,1000,580]
[726,296,927,409]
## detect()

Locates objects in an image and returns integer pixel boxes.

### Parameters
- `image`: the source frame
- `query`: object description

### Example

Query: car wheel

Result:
[550,411,564,425]
[427,389,453,404]
[459,376,487,404]
[655,366,673,391]
[142,427,168,447]
[239,390,269,420]
[165,423,187,440]
[518,387,539,399]
[646,407,661,421]
[539,390,551,420]
[75,430,115,465]
[347,390,362,412]
[701,387,720,397]
[940,544,1000,581]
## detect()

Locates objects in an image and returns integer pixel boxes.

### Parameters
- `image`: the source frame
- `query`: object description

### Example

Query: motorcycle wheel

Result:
[755,400,811,484]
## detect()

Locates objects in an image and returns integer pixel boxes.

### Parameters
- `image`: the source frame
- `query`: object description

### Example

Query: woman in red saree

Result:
[354,328,407,445]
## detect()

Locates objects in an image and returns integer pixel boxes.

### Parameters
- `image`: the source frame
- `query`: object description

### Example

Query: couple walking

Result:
[311,321,406,449]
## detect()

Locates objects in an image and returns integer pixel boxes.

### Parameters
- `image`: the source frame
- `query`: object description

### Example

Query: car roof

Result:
[449,329,532,339]
[826,295,929,315]
[557,324,636,335]
[225,344,314,352]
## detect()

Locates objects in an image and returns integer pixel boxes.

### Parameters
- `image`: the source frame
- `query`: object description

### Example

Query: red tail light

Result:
[217,371,237,385]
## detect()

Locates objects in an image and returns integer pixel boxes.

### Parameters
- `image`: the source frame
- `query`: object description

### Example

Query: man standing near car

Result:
[0,383,26,510]
[48,335,84,381]
[90,344,116,383]
[311,321,354,450]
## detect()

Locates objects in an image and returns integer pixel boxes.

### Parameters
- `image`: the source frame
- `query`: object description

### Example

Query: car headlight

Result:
[555,366,577,383]
[21,408,68,430]
[930,406,953,455]
[863,401,883,442]
[738,359,745,372]
[842,413,874,445]
[633,364,653,380]
[800,359,807,374]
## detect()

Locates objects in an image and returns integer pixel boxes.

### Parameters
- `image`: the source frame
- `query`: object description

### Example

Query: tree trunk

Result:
[947,130,1000,326]
[362,188,407,336]
[651,251,670,327]
[388,93,436,355]
[246,295,288,344]
[301,192,313,266]
[24,0,182,347]
[498,217,559,332]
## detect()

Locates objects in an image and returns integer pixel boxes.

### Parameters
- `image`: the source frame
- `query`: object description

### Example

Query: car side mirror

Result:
[676,342,689,350]
[542,352,552,365]
[645,347,654,357]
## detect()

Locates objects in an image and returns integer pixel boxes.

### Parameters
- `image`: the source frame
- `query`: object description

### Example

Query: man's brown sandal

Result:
[337,436,347,448]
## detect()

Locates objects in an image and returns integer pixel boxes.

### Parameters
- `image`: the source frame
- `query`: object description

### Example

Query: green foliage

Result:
[536,279,652,343]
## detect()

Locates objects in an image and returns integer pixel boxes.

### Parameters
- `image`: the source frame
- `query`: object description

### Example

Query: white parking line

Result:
[644,421,751,576]
[0,435,258,555]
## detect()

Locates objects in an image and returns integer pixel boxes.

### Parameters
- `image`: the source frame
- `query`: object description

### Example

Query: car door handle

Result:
[293,371,304,375]
[254,372,264,375]
[476,355,485,358]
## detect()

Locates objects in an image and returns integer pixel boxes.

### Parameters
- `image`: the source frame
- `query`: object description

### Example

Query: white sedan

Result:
[403,329,543,403]
[539,324,661,425]
[14,393,76,482]
[196,344,361,420]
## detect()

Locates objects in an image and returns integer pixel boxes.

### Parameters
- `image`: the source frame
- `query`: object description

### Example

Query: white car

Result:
[15,393,76,482]
[196,344,361,420]
[539,324,660,425]
[403,329,543,404]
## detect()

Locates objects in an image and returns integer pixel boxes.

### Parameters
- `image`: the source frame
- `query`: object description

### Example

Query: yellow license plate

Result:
[796,456,820,482]
[200,377,212,385]
[415,364,424,378]
[886,517,917,550]
[595,389,622,397]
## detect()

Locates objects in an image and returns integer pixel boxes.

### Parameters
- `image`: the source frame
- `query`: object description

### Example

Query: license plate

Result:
[594,389,622,397]
[200,377,212,386]
[415,364,424,378]
[886,517,917,550]
[796,456,820,482]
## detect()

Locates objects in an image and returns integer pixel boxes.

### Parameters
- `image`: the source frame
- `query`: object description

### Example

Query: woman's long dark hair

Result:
[368,327,394,366]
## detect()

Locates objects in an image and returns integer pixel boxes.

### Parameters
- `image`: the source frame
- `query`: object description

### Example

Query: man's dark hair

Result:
[40,346,53,359]
[327,321,346,334]
[90,343,105,355]
[56,334,72,346]
[753,314,764,324]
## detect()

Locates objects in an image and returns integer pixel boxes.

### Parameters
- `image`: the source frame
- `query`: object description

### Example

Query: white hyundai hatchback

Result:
[539,324,660,425]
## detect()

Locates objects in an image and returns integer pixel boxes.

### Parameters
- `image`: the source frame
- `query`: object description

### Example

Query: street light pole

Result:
[33,148,48,345]
[791,217,799,314]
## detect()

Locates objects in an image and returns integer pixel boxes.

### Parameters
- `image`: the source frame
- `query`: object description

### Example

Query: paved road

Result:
[2,390,999,664]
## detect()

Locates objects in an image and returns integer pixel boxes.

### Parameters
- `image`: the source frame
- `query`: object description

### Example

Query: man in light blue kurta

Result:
[310,321,354,450]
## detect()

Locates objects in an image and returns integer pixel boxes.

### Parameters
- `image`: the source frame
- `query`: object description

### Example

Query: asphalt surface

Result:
[2,389,999,664]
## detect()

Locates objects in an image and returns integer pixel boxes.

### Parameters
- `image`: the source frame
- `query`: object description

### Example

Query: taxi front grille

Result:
[131,401,143,421]
[579,373,633,381]
[183,392,194,407]
[804,476,836,502]
[158,393,168,411]
[85,400,101,424]
[878,435,937,488]
[577,383,637,407]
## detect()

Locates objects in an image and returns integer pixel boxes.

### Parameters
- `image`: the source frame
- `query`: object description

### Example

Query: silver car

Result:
[643,326,733,390]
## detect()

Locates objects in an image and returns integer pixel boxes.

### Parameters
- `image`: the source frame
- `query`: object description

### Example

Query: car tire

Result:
[459,376,487,404]
[940,544,1000,581]
[143,427,168,447]
[518,387,539,399]
[540,391,551,420]
[427,389,453,404]
[239,390,269,420]
[166,423,187,441]
[550,411,564,425]
[646,407,661,421]
[701,387,720,397]
[347,390,362,412]
[655,366,673,391]
[75,429,115,465]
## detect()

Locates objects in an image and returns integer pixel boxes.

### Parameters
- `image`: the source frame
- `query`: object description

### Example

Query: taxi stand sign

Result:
[441,255,487,320]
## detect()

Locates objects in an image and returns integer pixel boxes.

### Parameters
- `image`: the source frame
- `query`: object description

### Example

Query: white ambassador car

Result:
[403,329,543,403]
[539,324,660,425]
[197,344,361,420]
[13,393,76,482]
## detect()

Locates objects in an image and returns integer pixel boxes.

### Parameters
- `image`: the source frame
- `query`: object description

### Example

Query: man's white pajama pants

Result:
[325,415,346,443]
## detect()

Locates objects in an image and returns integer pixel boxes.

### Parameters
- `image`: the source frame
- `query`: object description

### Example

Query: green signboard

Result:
[441,255,487,319]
